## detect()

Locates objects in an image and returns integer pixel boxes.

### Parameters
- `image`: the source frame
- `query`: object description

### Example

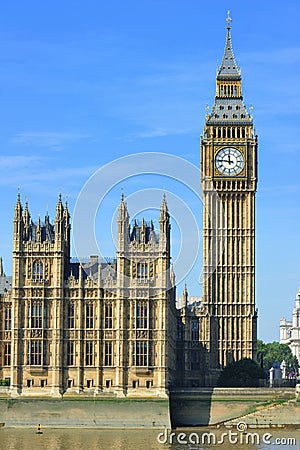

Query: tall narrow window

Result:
[132,341,150,367]
[28,340,42,365]
[105,341,113,366]
[85,303,94,328]
[67,341,75,366]
[33,261,43,281]
[105,302,113,329]
[4,343,11,366]
[137,262,148,279]
[68,302,75,328]
[28,301,43,328]
[5,307,12,330]
[177,322,183,340]
[134,301,148,329]
[191,320,199,341]
[85,341,93,366]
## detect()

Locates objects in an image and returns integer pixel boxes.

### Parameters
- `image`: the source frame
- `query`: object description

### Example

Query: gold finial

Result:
[226,10,232,29]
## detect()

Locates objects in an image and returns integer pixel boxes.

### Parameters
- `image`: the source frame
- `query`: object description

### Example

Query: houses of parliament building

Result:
[0,14,258,396]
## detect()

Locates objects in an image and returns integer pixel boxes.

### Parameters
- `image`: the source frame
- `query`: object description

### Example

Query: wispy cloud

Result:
[0,155,42,169]
[129,128,190,139]
[0,164,99,187]
[11,131,91,150]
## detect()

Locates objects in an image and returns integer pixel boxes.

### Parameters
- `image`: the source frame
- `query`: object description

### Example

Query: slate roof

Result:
[217,25,240,79]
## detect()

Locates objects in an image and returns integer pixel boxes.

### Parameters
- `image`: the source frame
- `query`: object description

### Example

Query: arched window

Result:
[33,261,43,281]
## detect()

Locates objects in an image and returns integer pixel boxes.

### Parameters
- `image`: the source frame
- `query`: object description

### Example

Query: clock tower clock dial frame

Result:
[200,12,258,380]
[215,146,245,176]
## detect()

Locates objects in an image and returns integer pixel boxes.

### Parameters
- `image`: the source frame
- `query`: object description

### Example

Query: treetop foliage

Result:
[217,358,267,387]
[257,340,299,372]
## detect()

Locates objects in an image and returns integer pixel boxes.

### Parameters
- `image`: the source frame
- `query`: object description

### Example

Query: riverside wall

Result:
[170,387,297,428]
[0,387,298,429]
[0,396,171,429]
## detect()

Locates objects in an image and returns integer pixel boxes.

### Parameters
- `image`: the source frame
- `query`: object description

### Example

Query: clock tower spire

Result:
[200,12,258,382]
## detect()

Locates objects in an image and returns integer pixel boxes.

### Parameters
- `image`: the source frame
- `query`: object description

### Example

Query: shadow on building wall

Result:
[169,389,213,428]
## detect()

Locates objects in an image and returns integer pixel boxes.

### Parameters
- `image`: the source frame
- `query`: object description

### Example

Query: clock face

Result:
[215,147,244,176]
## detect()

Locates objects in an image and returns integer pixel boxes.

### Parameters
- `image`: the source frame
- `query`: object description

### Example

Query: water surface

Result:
[0,428,298,450]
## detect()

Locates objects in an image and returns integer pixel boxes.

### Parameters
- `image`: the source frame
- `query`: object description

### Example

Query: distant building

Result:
[280,287,300,364]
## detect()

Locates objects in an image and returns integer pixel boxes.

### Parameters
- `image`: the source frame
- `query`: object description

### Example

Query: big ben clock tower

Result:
[200,12,258,378]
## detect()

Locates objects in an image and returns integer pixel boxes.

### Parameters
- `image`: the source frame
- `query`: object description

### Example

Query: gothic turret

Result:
[183,282,188,309]
[117,193,129,252]
[23,201,31,240]
[14,192,22,220]
[55,194,64,238]
[159,194,170,255]
[36,215,42,243]
[13,192,23,250]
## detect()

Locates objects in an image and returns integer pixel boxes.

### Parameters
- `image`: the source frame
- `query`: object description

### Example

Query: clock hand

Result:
[228,149,233,164]
[227,154,233,164]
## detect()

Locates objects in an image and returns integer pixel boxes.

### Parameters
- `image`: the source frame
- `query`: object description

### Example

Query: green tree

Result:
[257,340,299,372]
[217,358,267,387]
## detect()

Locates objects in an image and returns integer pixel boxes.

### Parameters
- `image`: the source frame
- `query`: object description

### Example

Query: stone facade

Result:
[0,194,177,397]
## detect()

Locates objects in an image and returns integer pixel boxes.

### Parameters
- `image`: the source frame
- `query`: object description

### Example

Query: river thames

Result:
[0,428,299,450]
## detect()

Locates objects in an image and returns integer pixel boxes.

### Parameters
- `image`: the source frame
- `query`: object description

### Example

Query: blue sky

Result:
[0,0,300,342]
